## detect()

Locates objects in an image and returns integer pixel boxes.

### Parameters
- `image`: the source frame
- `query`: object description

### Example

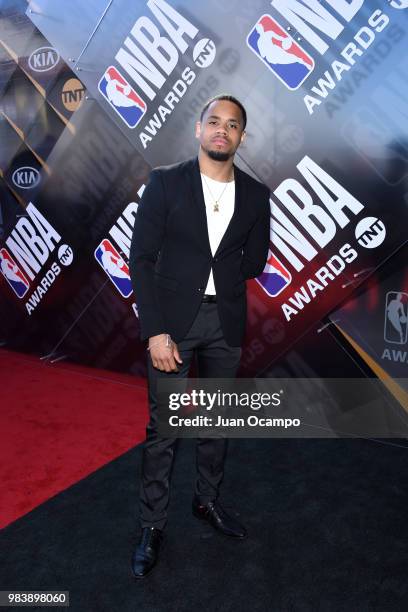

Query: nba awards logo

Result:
[0,248,29,298]
[98,66,146,129]
[384,292,408,345]
[256,251,292,297]
[247,15,314,90]
[94,238,133,298]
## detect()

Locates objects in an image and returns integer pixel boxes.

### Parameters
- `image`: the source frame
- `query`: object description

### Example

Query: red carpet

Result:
[0,350,148,529]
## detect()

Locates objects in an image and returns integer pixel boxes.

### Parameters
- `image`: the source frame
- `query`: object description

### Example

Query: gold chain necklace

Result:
[201,171,234,212]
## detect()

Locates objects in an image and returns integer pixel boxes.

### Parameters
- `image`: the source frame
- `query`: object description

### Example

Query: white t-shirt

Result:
[200,173,235,295]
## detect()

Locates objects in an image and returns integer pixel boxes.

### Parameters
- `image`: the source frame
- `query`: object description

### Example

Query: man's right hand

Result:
[148,333,183,372]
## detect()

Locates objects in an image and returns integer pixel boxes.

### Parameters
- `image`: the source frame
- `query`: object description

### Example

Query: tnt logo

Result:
[94,239,133,298]
[193,38,216,68]
[256,251,292,297]
[98,66,146,129]
[62,78,85,112]
[355,217,386,249]
[247,14,314,90]
[384,291,408,345]
[0,248,30,298]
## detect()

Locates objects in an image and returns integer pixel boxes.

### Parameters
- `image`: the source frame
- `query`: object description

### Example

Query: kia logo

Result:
[28,46,60,72]
[12,166,41,189]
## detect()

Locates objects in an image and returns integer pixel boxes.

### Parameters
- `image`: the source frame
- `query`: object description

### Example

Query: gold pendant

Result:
[214,202,219,212]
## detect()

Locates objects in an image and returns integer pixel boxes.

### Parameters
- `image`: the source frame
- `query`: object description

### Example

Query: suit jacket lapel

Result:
[215,163,246,257]
[185,157,212,255]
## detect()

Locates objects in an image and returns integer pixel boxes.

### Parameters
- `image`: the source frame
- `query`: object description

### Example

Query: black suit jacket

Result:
[129,156,270,346]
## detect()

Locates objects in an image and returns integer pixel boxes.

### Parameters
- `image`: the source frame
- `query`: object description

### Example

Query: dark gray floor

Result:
[1,438,408,612]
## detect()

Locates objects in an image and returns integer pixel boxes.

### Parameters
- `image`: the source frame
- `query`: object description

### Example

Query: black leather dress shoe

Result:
[131,527,163,578]
[192,498,247,538]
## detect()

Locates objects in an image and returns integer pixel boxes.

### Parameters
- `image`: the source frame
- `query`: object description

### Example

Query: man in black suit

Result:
[129,94,270,578]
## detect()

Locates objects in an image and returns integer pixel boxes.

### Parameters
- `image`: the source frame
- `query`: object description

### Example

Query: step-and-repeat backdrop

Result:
[0,0,407,380]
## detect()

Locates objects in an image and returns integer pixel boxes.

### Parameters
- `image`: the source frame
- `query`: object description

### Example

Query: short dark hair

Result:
[200,94,247,130]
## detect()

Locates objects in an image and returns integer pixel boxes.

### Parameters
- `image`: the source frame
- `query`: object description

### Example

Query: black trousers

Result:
[139,301,242,530]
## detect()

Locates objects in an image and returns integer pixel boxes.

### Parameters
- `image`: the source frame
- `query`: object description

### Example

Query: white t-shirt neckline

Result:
[200,173,235,295]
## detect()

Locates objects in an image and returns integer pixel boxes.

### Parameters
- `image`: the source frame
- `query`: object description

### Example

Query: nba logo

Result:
[0,248,30,298]
[247,14,314,90]
[98,66,146,129]
[256,251,291,297]
[384,291,408,345]
[94,239,133,298]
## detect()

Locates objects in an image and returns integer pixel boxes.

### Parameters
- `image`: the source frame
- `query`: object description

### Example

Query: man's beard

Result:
[206,148,232,162]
